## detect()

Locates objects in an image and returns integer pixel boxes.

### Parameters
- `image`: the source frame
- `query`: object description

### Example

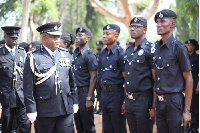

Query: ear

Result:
[143,27,147,34]
[171,19,176,28]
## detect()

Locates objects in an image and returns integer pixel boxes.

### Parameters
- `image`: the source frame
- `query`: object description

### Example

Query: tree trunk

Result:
[20,0,32,43]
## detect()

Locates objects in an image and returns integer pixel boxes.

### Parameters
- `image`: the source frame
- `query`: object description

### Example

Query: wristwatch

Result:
[86,96,91,101]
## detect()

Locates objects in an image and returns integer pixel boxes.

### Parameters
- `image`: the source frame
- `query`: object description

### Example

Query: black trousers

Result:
[156,93,184,133]
[1,102,30,133]
[190,93,199,129]
[74,87,95,133]
[36,114,74,133]
[125,93,154,133]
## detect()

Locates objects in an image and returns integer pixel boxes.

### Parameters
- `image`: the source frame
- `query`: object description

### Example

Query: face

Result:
[96,45,103,52]
[186,43,196,53]
[42,33,60,51]
[4,35,18,48]
[102,30,118,45]
[156,18,175,35]
[129,23,146,39]
[76,32,89,47]
[59,39,67,48]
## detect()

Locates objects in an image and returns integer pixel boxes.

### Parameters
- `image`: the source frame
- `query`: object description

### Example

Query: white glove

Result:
[73,104,79,114]
[27,112,37,123]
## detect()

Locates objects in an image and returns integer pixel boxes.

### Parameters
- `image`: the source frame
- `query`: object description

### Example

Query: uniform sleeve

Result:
[86,53,98,71]
[148,47,155,69]
[68,67,78,104]
[178,45,191,72]
[119,49,125,72]
[23,54,37,113]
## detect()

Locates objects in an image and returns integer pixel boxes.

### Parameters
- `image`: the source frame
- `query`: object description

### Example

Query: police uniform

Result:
[186,39,199,132]
[73,27,97,133]
[23,22,78,133]
[154,10,192,133]
[0,26,30,133]
[124,17,155,133]
[99,24,126,133]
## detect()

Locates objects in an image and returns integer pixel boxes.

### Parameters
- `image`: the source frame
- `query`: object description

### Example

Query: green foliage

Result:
[134,0,152,11]
[175,0,199,43]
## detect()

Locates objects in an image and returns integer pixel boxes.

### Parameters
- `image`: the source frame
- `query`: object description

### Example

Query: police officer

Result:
[0,26,30,133]
[124,17,156,133]
[98,24,126,133]
[23,22,78,133]
[73,27,97,133]
[94,40,103,115]
[154,9,193,133]
[185,39,199,133]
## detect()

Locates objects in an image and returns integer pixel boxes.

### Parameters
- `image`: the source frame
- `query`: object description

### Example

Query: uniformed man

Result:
[23,22,78,133]
[98,24,126,133]
[72,27,97,133]
[154,9,193,133]
[19,42,30,52]
[185,39,199,133]
[94,40,103,115]
[124,17,156,133]
[0,26,30,133]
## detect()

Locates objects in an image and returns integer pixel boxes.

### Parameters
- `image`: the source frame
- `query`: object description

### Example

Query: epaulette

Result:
[87,48,93,54]
[18,47,24,50]
[30,48,39,53]
[174,39,184,47]
[117,46,124,52]
[58,47,69,52]
[145,41,153,47]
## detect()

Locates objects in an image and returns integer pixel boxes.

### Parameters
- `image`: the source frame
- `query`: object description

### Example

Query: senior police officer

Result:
[73,27,97,133]
[98,24,126,133]
[94,40,103,115]
[23,22,78,133]
[124,17,156,133]
[185,39,199,133]
[0,26,30,133]
[154,9,193,133]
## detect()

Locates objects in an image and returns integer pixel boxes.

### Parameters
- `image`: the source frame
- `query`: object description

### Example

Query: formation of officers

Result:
[0,9,198,133]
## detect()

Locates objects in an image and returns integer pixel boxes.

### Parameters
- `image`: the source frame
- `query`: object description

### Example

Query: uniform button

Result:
[109,65,112,68]
[43,67,46,69]
[167,64,169,66]
[159,57,161,59]
[104,80,106,82]
[129,62,131,65]
[40,97,43,99]
[114,69,116,71]
[75,57,77,59]
[192,64,193,67]
[131,53,134,55]
[0,92,2,94]
[157,88,159,90]
[127,72,130,75]
[73,73,74,75]
[106,56,109,59]
[158,77,160,80]
[137,60,139,63]
[127,82,129,84]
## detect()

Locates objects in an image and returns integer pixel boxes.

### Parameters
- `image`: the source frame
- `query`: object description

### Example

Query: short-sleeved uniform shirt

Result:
[154,35,191,94]
[72,45,97,88]
[189,52,199,90]
[124,38,154,93]
[98,44,125,85]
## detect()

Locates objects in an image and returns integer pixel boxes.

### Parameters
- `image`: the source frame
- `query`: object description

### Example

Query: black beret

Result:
[30,41,41,49]
[61,33,71,44]
[103,24,120,33]
[18,42,29,52]
[185,39,199,51]
[0,40,5,44]
[76,27,92,36]
[70,34,76,44]
[36,22,62,35]
[1,26,21,38]
[130,17,147,27]
[154,9,177,22]
[96,41,103,46]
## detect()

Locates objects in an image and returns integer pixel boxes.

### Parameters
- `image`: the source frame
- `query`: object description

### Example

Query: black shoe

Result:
[94,110,101,114]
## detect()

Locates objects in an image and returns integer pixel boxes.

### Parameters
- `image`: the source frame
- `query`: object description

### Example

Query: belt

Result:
[78,87,89,92]
[157,93,182,102]
[101,85,113,91]
[126,90,152,100]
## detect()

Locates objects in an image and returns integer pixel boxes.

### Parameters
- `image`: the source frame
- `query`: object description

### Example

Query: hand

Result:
[73,104,79,114]
[181,111,191,127]
[149,109,156,120]
[0,107,2,119]
[121,102,125,115]
[85,100,93,111]
[27,112,37,123]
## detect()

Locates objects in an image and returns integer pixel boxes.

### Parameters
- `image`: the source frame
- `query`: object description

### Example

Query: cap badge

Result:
[54,25,58,30]
[97,41,99,44]
[187,40,190,44]
[79,27,82,32]
[107,25,110,29]
[159,12,163,18]
[134,17,138,22]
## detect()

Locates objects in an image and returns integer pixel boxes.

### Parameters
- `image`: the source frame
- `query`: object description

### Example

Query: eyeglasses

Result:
[129,25,143,29]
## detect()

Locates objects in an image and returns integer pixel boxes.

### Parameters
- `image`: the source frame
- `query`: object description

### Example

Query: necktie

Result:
[52,53,56,60]
[11,50,15,57]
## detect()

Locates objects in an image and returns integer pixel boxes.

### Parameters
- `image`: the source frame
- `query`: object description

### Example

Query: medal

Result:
[59,58,70,67]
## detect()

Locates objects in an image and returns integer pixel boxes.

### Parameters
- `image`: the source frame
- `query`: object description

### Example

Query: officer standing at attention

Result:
[23,22,78,133]
[94,40,104,115]
[154,9,193,133]
[124,17,156,133]
[0,26,30,133]
[73,27,97,133]
[185,39,199,133]
[98,24,126,133]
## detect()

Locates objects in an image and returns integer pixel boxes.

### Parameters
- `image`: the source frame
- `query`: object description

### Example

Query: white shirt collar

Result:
[5,43,16,53]
[43,44,56,57]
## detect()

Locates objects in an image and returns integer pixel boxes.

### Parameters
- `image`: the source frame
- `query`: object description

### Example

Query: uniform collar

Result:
[159,35,174,48]
[75,45,89,55]
[43,44,56,57]
[133,38,147,50]
[5,43,16,53]
[104,43,118,54]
